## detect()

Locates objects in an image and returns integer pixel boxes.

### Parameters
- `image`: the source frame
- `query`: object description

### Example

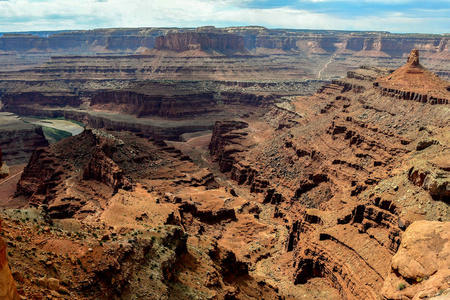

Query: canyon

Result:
[0,27,448,79]
[0,24,448,300]
[0,27,448,153]
[0,27,448,165]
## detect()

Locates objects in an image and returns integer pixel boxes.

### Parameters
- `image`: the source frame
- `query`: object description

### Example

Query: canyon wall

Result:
[0,28,175,53]
[89,91,217,118]
[344,35,449,57]
[0,113,49,165]
[1,92,82,107]
[208,58,449,299]
[155,31,248,55]
[0,27,448,80]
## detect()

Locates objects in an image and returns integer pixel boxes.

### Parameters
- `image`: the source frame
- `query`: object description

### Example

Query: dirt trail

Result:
[0,171,23,186]
[0,165,25,204]
[317,54,336,79]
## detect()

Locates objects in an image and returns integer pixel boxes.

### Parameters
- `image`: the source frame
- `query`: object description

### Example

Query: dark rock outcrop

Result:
[0,113,49,165]
[2,92,82,108]
[408,165,449,202]
[90,90,217,118]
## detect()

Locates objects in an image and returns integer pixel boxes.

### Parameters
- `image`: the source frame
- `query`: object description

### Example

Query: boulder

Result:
[382,221,450,299]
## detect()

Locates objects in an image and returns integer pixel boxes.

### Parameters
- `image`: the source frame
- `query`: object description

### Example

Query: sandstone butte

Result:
[376,49,450,104]
[0,43,449,300]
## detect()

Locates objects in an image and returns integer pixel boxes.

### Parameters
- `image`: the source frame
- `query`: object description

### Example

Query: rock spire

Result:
[407,49,419,66]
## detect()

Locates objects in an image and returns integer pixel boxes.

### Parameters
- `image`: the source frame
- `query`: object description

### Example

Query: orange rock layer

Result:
[0,219,19,300]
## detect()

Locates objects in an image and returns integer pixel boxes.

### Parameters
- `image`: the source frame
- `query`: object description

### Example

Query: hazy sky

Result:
[0,0,448,34]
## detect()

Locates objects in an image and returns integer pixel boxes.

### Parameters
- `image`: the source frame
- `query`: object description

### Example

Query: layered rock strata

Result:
[209,57,449,299]
[1,27,448,60]
[15,129,217,219]
[1,27,448,81]
[382,221,450,299]
[155,31,249,55]
[2,47,449,299]
[0,112,49,165]
[375,50,450,104]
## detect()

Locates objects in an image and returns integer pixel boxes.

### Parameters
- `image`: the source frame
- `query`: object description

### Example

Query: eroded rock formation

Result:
[407,49,420,66]
[1,45,449,299]
[155,31,249,55]
[375,50,450,104]
[208,56,449,299]
[382,221,450,299]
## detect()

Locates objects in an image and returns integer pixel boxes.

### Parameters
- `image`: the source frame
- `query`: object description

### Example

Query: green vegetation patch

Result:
[42,126,72,143]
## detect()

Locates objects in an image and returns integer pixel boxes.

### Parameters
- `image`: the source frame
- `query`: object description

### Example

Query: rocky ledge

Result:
[155,30,249,56]
[208,54,449,299]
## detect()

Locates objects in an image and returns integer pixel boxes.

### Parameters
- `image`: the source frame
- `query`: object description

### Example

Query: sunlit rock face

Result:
[0,219,20,300]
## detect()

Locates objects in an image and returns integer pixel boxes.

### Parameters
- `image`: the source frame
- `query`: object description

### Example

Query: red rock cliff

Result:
[155,32,248,55]
[16,129,133,214]
[89,90,217,118]
[0,219,20,300]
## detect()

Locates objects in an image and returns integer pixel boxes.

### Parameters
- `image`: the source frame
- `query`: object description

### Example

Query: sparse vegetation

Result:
[437,289,447,295]
[397,283,406,291]
[41,126,72,142]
